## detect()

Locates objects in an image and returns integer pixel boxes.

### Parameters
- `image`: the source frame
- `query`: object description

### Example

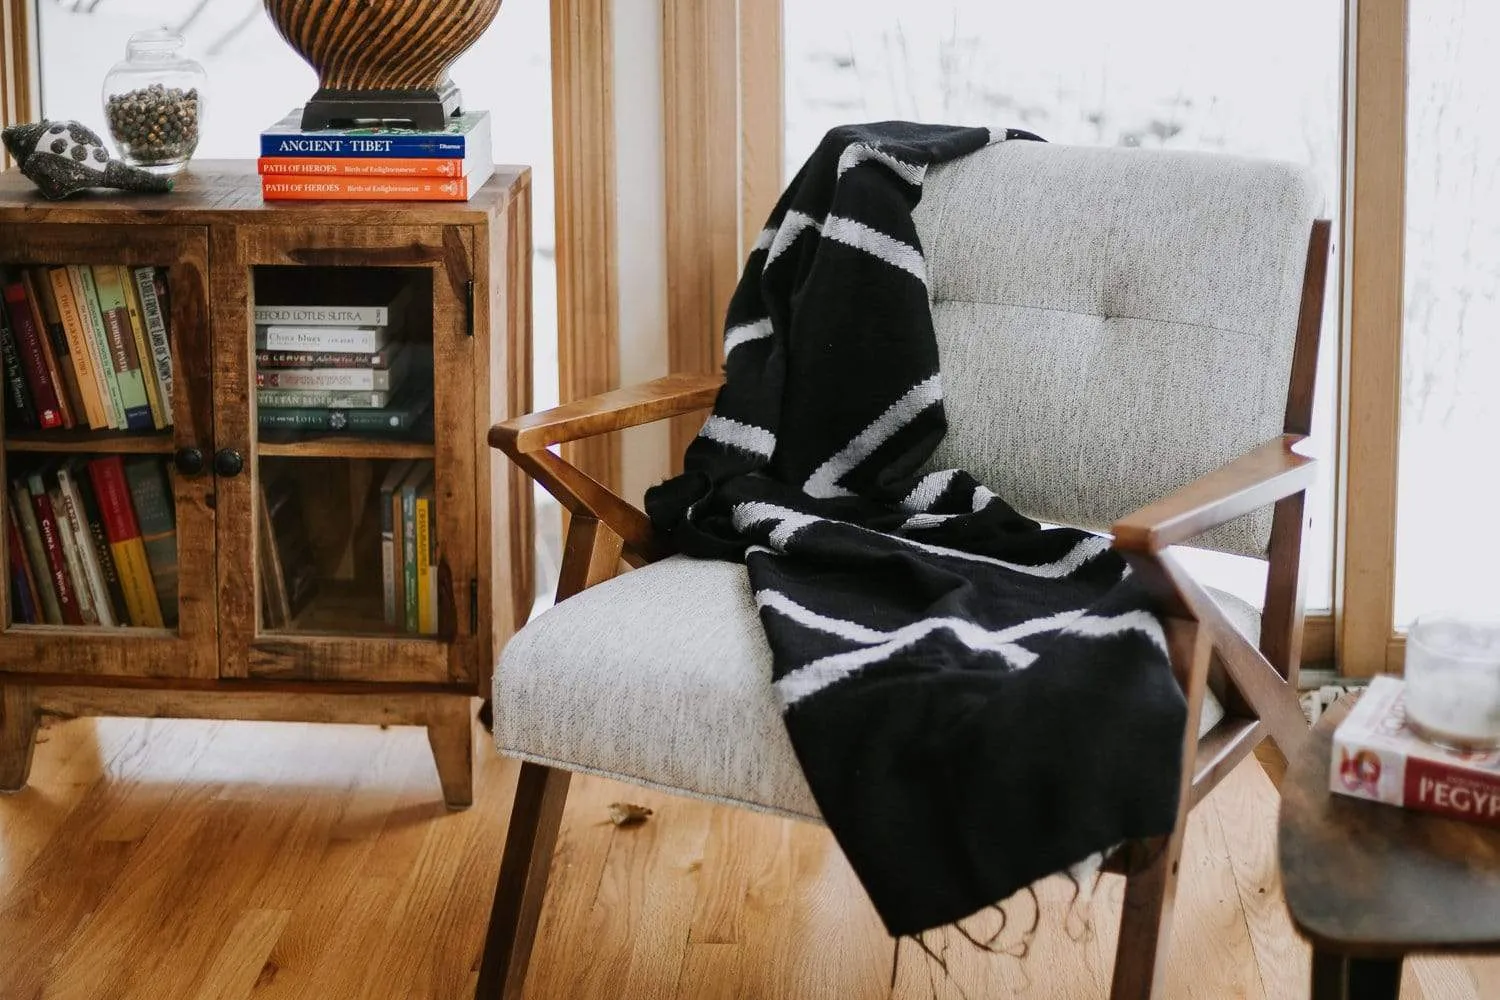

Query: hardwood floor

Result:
[1,710,1496,999]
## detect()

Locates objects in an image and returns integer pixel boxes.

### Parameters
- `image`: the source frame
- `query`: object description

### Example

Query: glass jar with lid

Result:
[101,29,205,174]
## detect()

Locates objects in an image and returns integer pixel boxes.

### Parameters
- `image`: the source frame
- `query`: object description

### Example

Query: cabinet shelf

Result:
[256,436,435,461]
[4,430,174,455]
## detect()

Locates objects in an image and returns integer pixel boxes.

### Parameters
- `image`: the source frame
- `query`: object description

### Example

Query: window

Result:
[1397,0,1500,624]
[782,0,1343,610]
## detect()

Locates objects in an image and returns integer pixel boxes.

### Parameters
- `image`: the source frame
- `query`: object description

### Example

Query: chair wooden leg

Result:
[0,685,39,793]
[426,697,475,810]
[474,761,573,1000]
[1109,832,1187,1000]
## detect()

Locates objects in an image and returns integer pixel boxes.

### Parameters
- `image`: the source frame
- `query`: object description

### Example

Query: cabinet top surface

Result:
[0,160,528,225]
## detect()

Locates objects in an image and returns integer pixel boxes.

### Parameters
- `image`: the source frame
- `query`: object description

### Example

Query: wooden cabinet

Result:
[0,163,533,808]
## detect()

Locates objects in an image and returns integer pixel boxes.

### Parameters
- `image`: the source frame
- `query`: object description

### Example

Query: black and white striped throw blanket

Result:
[644,122,1187,938]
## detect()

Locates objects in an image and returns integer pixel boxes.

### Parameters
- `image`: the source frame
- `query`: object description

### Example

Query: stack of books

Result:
[7,456,177,629]
[0,265,174,433]
[379,459,439,635]
[258,109,494,202]
[254,287,432,435]
[1331,676,1500,828]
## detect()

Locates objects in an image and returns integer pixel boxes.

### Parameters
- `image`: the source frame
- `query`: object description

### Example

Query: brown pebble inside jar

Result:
[105,82,200,164]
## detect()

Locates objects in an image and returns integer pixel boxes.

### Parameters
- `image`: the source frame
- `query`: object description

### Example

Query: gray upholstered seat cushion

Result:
[495,555,1248,823]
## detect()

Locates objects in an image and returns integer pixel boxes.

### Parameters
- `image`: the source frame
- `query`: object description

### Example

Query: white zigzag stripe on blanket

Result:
[733,501,823,549]
[724,317,774,359]
[899,482,1000,531]
[764,210,822,269]
[752,226,776,252]
[900,469,959,512]
[699,416,777,458]
[737,500,1114,579]
[821,215,927,283]
[836,143,927,186]
[804,375,944,498]
[772,602,1168,707]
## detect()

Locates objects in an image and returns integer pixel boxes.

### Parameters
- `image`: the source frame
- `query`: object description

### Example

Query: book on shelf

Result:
[257,387,394,410]
[58,458,121,626]
[91,265,155,431]
[11,481,61,624]
[71,265,127,431]
[256,394,432,434]
[259,109,492,160]
[379,459,416,628]
[123,457,179,628]
[26,472,83,625]
[73,457,131,626]
[258,154,485,178]
[2,280,64,429]
[399,463,431,634]
[253,284,412,329]
[7,505,39,625]
[0,293,37,430]
[415,476,436,635]
[20,269,81,429]
[256,324,391,354]
[1331,675,1500,828]
[87,456,164,628]
[257,345,405,369]
[49,266,107,430]
[120,267,166,429]
[131,266,174,423]
[47,476,98,625]
[256,344,413,390]
[261,163,494,203]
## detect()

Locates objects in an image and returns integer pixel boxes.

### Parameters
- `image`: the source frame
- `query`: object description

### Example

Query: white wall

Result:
[612,0,672,505]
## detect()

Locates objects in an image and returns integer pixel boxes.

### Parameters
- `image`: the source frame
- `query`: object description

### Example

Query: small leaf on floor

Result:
[608,802,653,827]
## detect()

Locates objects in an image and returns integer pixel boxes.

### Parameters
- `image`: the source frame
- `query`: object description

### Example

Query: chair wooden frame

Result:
[474,219,1333,1000]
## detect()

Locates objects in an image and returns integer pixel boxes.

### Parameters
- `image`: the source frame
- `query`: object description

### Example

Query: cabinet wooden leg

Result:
[0,686,40,793]
[427,697,475,810]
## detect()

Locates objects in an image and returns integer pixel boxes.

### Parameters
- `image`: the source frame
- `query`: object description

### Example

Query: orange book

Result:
[261,163,493,203]
[257,157,468,178]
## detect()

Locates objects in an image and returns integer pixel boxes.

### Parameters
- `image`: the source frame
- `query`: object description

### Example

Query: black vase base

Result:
[300,82,462,132]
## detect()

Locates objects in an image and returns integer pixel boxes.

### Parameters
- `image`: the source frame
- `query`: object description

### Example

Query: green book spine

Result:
[256,398,430,433]
[91,267,153,431]
[75,266,127,430]
[402,470,422,633]
[122,457,179,628]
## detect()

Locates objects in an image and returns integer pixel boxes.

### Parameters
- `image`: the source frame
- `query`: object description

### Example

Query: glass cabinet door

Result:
[215,226,479,684]
[0,223,216,678]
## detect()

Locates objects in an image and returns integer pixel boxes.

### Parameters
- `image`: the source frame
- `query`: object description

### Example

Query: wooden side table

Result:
[1279,695,1500,998]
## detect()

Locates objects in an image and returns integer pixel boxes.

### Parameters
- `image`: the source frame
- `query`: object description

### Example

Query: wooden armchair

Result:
[474,142,1332,1000]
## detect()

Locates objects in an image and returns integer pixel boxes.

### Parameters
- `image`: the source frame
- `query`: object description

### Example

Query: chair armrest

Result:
[1112,434,1316,554]
[489,374,721,566]
[489,373,724,457]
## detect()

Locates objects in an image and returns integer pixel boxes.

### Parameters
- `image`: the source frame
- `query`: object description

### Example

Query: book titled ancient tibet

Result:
[259,110,491,158]
[1331,675,1500,828]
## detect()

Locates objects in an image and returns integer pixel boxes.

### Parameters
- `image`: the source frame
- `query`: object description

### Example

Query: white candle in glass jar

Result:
[1403,615,1500,750]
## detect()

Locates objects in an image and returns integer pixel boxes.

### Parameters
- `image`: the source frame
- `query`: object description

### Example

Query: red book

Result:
[1331,676,1500,828]
[27,472,82,624]
[2,282,63,428]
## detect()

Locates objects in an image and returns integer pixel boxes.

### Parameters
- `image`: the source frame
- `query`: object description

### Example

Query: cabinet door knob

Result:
[173,447,205,476]
[213,448,244,478]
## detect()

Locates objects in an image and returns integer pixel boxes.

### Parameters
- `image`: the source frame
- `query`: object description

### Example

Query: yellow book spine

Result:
[48,267,106,429]
[110,537,164,628]
[119,266,164,430]
[415,497,432,635]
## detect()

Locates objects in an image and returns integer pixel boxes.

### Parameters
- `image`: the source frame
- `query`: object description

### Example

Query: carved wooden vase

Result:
[264,0,503,130]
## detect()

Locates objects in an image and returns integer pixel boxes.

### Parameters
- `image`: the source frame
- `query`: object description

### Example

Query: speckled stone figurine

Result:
[2,120,173,200]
